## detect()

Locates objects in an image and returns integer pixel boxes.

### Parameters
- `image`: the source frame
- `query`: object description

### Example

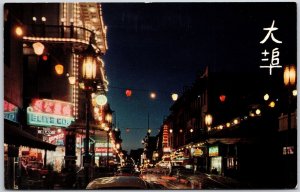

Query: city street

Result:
[4,2,297,190]
[140,168,245,190]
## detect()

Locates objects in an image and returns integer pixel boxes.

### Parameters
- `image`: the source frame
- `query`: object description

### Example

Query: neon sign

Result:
[4,100,18,123]
[209,146,219,157]
[162,125,169,145]
[27,99,74,127]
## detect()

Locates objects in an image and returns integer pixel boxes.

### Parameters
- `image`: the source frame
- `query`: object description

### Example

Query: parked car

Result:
[86,176,165,189]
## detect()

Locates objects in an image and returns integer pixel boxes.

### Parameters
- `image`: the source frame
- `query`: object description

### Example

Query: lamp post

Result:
[105,112,112,169]
[81,36,99,186]
[283,64,296,187]
[283,64,296,145]
[204,113,213,173]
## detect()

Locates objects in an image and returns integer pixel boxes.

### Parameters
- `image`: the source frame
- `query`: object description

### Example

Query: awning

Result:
[4,120,56,151]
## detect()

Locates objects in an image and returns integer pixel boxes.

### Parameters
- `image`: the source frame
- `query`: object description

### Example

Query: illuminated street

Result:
[3,2,297,190]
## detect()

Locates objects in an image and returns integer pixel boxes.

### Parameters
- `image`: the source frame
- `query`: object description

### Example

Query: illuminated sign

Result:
[162,125,169,145]
[95,142,113,148]
[193,148,204,157]
[283,146,294,155]
[95,147,113,153]
[163,147,171,152]
[209,146,219,157]
[48,133,65,145]
[27,99,74,127]
[4,100,18,123]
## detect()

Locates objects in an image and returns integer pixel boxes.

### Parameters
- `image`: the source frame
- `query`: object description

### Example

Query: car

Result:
[115,166,139,176]
[86,176,165,189]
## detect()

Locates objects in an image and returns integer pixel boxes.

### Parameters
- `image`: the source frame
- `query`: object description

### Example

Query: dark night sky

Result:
[101,3,296,151]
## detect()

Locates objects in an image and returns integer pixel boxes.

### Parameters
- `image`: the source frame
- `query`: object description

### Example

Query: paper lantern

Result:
[219,95,226,102]
[95,94,107,106]
[15,26,23,36]
[150,92,156,99]
[125,89,132,97]
[42,55,48,61]
[55,64,64,75]
[32,42,45,55]
[171,93,178,101]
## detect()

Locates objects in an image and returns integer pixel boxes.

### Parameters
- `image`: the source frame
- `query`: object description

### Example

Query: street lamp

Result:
[283,64,296,187]
[105,112,112,168]
[81,36,99,186]
[204,113,213,173]
[283,64,296,146]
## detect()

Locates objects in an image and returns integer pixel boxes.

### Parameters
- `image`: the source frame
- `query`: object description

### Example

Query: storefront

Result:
[4,119,56,189]
[208,145,222,174]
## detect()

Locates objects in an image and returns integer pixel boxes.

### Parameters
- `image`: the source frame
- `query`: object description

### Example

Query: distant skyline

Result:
[101,3,296,151]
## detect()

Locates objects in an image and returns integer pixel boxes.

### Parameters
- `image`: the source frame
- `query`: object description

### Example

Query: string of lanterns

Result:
[109,85,179,101]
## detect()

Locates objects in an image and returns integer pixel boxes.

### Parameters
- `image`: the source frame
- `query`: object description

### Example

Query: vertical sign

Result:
[162,125,169,146]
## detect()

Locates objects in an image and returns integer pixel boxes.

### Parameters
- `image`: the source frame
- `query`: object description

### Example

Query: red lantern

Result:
[219,95,226,102]
[42,55,48,61]
[125,89,132,97]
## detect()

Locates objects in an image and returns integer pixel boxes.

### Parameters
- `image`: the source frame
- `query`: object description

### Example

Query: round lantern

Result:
[42,55,48,61]
[150,92,156,99]
[32,42,45,55]
[15,26,23,36]
[125,89,132,97]
[55,64,64,75]
[95,94,107,106]
[171,93,178,101]
[126,128,130,133]
[219,95,226,102]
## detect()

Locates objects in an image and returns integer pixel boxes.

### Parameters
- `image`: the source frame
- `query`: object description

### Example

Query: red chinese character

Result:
[62,104,72,117]
[32,99,43,112]
[43,100,54,114]
[53,102,62,115]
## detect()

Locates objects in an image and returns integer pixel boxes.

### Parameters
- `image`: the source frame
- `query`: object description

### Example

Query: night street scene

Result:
[3,2,297,190]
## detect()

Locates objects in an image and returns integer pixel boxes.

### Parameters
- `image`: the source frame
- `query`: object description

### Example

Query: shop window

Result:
[227,157,238,169]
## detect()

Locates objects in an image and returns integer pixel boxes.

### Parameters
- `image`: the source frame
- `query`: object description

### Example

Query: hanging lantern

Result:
[82,56,97,79]
[264,94,269,101]
[55,64,64,75]
[15,26,23,36]
[42,55,48,61]
[126,128,130,133]
[269,101,276,108]
[150,92,156,99]
[284,64,296,86]
[32,42,45,55]
[68,76,76,85]
[82,39,97,80]
[171,93,178,101]
[95,94,107,106]
[125,89,132,97]
[205,114,213,127]
[219,95,226,102]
